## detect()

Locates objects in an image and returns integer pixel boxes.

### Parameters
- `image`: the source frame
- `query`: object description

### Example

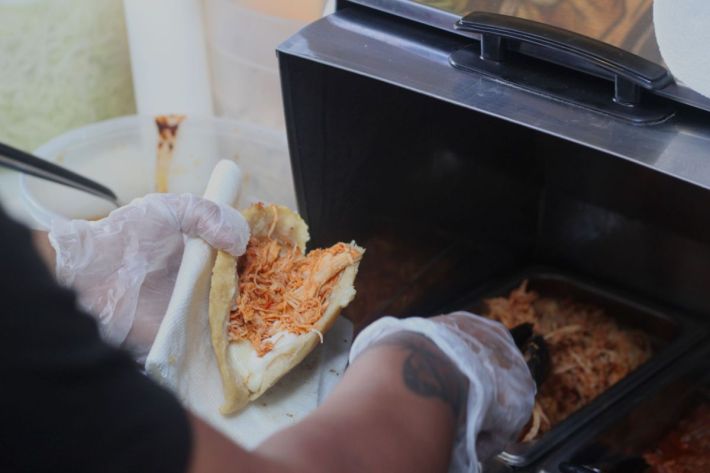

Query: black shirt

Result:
[0,206,191,473]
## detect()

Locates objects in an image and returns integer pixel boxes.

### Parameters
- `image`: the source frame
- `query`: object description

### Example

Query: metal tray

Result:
[444,267,707,468]
[540,344,710,473]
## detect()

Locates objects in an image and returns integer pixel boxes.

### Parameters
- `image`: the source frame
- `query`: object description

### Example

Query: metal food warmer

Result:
[276,1,710,471]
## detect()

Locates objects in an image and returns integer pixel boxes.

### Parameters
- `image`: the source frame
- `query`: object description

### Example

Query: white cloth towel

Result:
[146,159,352,448]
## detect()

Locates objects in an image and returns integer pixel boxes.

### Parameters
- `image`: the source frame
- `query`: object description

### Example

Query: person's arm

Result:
[32,230,55,270]
[187,332,465,473]
[2,209,192,473]
[256,313,535,473]
[28,209,465,473]
[21,196,532,472]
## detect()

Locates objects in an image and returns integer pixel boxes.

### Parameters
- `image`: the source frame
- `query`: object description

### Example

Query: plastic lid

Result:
[348,0,658,59]
[343,0,710,112]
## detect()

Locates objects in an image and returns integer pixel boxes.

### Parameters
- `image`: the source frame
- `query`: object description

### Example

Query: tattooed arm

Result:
[255,332,467,473]
[188,312,535,473]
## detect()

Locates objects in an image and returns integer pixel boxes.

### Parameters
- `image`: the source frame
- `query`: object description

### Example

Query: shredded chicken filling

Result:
[228,231,360,357]
[483,281,653,441]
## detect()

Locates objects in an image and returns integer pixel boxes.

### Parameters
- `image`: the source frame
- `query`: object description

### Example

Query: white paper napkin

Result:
[146,159,352,448]
[654,0,710,99]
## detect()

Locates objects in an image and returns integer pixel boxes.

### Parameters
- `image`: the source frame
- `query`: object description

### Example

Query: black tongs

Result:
[0,141,121,207]
[510,322,550,388]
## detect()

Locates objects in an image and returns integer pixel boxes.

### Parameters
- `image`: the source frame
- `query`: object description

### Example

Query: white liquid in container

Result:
[22,115,297,229]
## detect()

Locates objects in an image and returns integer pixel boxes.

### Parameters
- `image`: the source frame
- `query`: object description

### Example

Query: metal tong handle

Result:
[0,141,121,208]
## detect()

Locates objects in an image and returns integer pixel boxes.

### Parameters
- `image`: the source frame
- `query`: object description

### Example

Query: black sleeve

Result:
[0,206,192,473]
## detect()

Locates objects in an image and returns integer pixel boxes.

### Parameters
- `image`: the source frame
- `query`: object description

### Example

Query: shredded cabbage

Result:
[0,0,136,151]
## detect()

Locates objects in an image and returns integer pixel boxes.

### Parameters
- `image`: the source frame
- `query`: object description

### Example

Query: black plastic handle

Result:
[455,12,672,106]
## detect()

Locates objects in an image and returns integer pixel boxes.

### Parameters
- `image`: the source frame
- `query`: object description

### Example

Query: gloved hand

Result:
[49,193,250,362]
[349,311,536,473]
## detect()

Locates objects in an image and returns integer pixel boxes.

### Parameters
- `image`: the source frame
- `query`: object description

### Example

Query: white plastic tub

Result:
[203,0,325,129]
[21,115,296,229]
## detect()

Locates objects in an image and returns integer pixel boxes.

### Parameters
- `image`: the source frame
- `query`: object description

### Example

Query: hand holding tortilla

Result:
[210,203,364,414]
[49,193,250,361]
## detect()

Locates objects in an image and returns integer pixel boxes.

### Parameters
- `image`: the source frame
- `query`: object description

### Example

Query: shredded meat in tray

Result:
[483,281,653,441]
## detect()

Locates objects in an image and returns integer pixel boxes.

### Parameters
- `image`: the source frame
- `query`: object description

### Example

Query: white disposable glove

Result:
[349,311,535,473]
[49,193,250,361]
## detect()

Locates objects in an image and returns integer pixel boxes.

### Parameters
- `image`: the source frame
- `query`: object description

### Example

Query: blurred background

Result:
[0,0,333,225]
[0,0,332,151]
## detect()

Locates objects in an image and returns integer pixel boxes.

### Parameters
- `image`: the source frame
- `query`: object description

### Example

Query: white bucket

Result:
[21,115,296,229]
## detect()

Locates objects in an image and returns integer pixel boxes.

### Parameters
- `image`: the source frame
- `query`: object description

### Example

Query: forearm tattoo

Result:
[379,333,468,420]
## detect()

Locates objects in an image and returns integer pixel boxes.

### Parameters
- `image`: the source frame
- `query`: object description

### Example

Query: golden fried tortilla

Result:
[209,203,363,415]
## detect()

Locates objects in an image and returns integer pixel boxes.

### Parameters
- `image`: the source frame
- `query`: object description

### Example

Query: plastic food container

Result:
[543,345,710,473]
[448,268,706,468]
[203,0,325,129]
[20,115,296,229]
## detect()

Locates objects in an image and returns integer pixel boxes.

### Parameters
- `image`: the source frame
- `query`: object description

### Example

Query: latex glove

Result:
[349,311,535,473]
[49,193,250,361]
